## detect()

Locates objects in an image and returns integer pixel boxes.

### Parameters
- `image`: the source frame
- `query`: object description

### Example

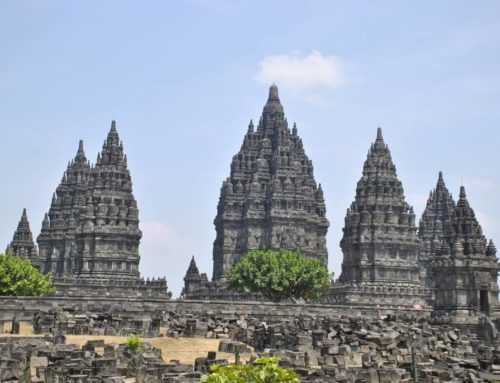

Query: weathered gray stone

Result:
[6,208,40,268]
[333,128,426,307]
[35,122,170,298]
[211,84,329,281]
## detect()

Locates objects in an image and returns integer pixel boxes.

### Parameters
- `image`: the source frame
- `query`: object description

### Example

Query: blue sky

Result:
[1,1,499,296]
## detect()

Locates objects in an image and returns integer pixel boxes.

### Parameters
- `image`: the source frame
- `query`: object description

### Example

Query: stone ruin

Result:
[3,311,500,382]
[183,86,499,317]
[210,84,329,281]
[7,121,170,299]
[33,309,163,337]
[3,85,500,381]
[0,336,202,383]
[5,85,499,315]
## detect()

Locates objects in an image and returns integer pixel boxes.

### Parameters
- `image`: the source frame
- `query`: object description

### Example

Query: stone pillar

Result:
[11,316,20,334]
[185,319,197,337]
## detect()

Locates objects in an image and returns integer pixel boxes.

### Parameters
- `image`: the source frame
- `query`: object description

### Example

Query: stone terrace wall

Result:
[0,296,433,324]
[0,296,170,322]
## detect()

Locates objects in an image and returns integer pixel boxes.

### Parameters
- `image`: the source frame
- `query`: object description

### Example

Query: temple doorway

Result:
[480,290,489,313]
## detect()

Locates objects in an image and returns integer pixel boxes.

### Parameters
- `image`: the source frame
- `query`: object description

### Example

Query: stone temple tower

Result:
[38,140,91,276]
[36,121,168,297]
[75,121,142,281]
[433,186,499,314]
[337,128,425,306]
[38,121,144,283]
[7,208,40,268]
[418,172,456,289]
[212,85,329,280]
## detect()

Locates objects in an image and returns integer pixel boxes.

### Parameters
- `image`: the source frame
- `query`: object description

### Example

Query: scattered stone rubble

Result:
[0,336,207,383]
[3,313,500,382]
[33,309,163,337]
[164,312,500,382]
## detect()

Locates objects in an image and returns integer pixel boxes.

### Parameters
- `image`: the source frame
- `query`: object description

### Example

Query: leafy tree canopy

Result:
[227,248,330,302]
[200,357,298,383]
[0,252,54,296]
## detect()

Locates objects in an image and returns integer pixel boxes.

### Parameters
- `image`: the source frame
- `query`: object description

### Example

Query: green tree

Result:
[0,252,54,296]
[227,249,330,302]
[200,357,298,383]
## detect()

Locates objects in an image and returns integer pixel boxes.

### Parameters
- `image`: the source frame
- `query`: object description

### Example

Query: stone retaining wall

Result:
[0,295,433,324]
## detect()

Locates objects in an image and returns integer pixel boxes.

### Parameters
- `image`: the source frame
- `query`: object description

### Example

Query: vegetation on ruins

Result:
[125,334,143,353]
[0,251,54,296]
[226,249,330,302]
[200,357,298,383]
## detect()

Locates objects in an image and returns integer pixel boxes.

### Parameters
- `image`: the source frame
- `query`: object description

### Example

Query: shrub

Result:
[125,334,142,353]
[200,357,298,383]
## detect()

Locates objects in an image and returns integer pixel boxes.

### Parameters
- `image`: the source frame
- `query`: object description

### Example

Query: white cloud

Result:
[254,51,345,91]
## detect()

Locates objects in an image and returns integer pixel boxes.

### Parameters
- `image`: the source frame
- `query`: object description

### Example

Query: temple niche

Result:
[433,186,499,315]
[6,208,40,269]
[333,128,427,307]
[211,84,329,281]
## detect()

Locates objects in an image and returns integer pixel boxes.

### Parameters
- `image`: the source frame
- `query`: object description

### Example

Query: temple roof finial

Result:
[269,84,279,100]
[376,127,383,140]
[459,185,466,199]
[436,171,446,189]
[75,139,86,163]
[263,84,284,116]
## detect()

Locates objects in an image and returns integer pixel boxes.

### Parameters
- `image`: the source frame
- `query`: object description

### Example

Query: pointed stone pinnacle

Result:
[376,127,383,140]
[75,139,86,162]
[459,185,466,199]
[263,84,284,116]
[269,84,279,100]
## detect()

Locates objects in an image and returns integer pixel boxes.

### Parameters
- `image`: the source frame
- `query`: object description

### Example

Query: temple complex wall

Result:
[0,296,433,324]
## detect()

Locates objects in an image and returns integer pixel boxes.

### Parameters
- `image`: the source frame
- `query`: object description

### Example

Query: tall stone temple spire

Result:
[36,121,168,297]
[212,85,329,280]
[433,186,499,314]
[38,122,145,281]
[76,120,142,280]
[337,128,424,306]
[7,209,39,268]
[38,140,91,275]
[418,171,456,288]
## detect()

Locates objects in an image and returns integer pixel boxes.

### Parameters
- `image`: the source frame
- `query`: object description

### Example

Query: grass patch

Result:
[2,322,253,365]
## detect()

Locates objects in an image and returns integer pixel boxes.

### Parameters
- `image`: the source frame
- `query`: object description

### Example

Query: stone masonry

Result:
[433,186,499,315]
[6,208,40,269]
[418,172,456,290]
[335,128,426,307]
[34,121,169,297]
[211,85,329,280]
